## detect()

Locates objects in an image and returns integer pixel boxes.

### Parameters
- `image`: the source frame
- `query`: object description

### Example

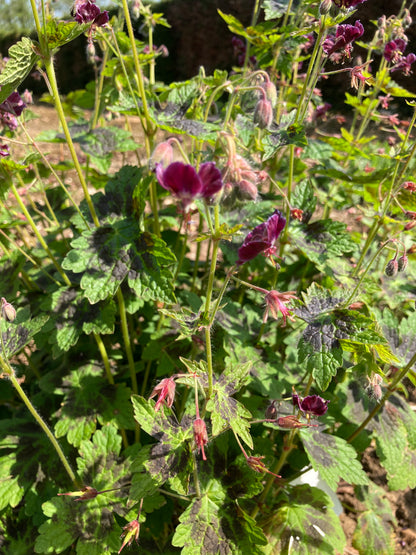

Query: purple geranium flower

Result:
[156,161,223,209]
[0,91,26,132]
[72,0,109,26]
[322,21,364,58]
[0,144,10,157]
[237,210,286,265]
[384,39,407,63]
[293,394,329,416]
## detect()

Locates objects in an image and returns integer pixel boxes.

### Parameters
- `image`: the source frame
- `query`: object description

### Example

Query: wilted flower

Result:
[246,456,281,478]
[402,181,416,192]
[57,486,98,501]
[156,161,223,209]
[391,53,416,76]
[72,0,109,26]
[263,290,297,326]
[277,415,315,429]
[193,418,208,460]
[118,519,141,554]
[149,377,176,412]
[237,210,286,265]
[1,297,16,322]
[322,21,364,59]
[293,393,329,416]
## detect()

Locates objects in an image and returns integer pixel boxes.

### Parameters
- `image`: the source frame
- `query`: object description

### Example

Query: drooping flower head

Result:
[193,418,208,460]
[156,161,224,209]
[237,210,286,265]
[322,21,364,59]
[293,393,329,417]
[263,290,297,326]
[149,377,176,412]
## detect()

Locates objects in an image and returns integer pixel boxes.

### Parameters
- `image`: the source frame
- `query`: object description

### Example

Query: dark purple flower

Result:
[391,53,416,76]
[0,92,26,116]
[322,21,364,58]
[237,210,286,265]
[156,161,223,209]
[384,39,407,63]
[73,0,109,26]
[0,144,10,157]
[293,393,329,416]
[332,0,367,7]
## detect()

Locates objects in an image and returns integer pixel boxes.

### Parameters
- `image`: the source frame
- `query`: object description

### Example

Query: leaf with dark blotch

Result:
[206,362,253,449]
[1,307,48,359]
[291,219,354,268]
[172,496,232,555]
[295,283,346,322]
[54,363,135,447]
[40,286,116,357]
[62,218,175,304]
[267,485,346,554]
[300,429,369,491]
[353,482,396,555]
[35,426,129,555]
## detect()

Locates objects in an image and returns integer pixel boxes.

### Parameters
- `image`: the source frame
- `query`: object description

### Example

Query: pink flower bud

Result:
[1,297,16,322]
[193,418,208,460]
[253,98,273,129]
[385,258,398,277]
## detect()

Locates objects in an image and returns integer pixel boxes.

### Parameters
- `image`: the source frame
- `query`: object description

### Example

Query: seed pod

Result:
[385,258,398,277]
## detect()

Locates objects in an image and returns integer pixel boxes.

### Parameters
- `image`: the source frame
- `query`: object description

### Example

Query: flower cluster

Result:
[383,38,416,75]
[237,210,286,265]
[156,161,224,210]
[322,21,364,61]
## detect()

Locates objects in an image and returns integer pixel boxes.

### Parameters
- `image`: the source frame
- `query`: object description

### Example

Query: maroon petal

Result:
[156,161,203,206]
[266,210,286,242]
[299,395,329,416]
[198,162,224,199]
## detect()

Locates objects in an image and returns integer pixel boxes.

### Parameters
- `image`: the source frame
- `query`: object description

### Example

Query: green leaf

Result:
[172,495,232,554]
[0,37,39,103]
[1,307,49,358]
[35,426,129,554]
[40,287,116,357]
[0,452,25,510]
[300,429,369,491]
[352,482,396,555]
[62,219,175,304]
[43,19,90,51]
[291,180,317,222]
[291,219,355,268]
[266,485,346,554]
[54,363,135,447]
[206,362,253,449]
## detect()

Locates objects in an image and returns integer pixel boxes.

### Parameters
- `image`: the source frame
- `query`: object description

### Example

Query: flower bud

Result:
[262,80,277,108]
[253,98,273,129]
[385,258,398,277]
[265,400,277,420]
[397,254,408,272]
[1,297,16,322]
[319,0,332,15]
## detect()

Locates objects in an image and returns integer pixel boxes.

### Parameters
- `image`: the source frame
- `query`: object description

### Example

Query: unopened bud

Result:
[403,9,412,30]
[1,297,16,321]
[265,400,277,420]
[86,42,96,64]
[262,80,277,108]
[319,0,332,15]
[397,254,408,272]
[253,98,273,129]
[385,258,398,277]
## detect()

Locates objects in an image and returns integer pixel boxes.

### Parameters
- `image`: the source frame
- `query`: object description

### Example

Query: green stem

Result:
[116,288,138,395]
[42,57,100,227]
[10,184,71,286]
[0,356,78,486]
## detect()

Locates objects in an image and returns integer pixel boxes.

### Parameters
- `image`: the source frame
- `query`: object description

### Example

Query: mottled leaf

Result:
[300,429,369,491]
[1,307,48,358]
[0,37,39,103]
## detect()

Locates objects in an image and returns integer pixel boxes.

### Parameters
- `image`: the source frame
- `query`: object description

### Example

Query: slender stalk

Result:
[116,288,138,395]
[0,355,78,486]
[10,184,72,286]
